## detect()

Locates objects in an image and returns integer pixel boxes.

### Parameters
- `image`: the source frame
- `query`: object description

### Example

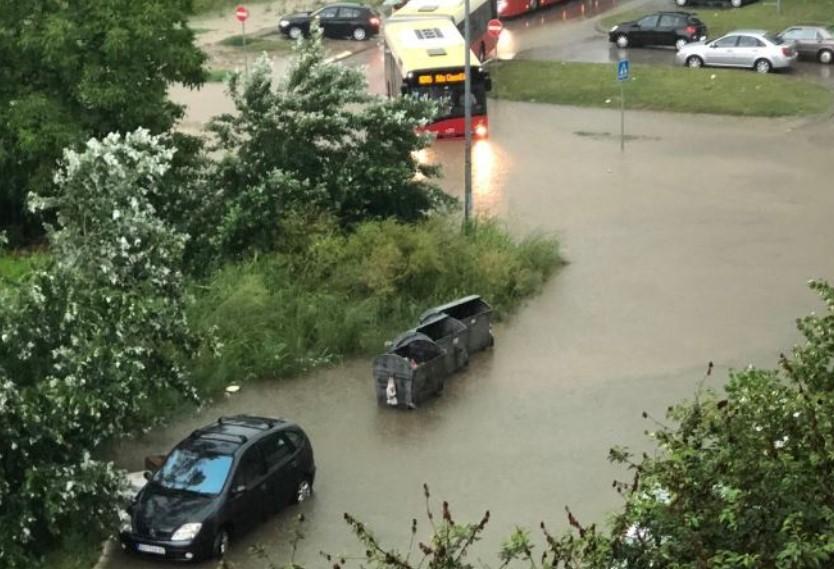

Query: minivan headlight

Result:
[280,19,290,27]
[610,25,618,32]
[171,522,202,542]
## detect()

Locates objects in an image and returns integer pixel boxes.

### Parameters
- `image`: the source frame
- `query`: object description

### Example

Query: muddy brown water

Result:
[107,101,834,568]
[108,1,834,567]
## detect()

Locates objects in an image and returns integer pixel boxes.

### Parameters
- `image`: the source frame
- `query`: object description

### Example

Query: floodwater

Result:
[109,1,834,567]
[107,102,834,569]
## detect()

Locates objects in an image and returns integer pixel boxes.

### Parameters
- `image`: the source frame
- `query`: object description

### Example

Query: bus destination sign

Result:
[417,71,466,85]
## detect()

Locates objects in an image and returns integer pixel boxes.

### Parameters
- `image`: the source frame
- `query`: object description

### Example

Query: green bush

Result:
[190,217,562,390]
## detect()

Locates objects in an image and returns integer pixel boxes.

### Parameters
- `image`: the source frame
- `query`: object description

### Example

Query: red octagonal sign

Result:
[235,5,249,22]
[487,18,503,38]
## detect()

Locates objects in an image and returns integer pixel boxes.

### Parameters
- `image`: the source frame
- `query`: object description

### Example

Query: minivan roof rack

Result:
[217,415,284,430]
[190,430,248,444]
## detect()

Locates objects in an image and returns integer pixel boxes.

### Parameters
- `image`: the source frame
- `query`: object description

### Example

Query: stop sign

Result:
[487,18,503,38]
[235,5,249,22]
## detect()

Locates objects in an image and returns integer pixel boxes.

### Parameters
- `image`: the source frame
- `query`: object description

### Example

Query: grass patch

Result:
[193,0,273,16]
[217,33,293,53]
[601,0,834,39]
[38,528,106,569]
[206,68,233,82]
[490,59,833,116]
[0,250,47,285]
[189,216,562,393]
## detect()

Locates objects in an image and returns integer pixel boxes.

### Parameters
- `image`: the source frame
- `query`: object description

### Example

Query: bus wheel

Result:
[352,26,367,41]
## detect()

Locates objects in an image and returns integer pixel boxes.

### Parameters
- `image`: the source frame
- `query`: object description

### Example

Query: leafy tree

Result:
[0,130,201,567]
[207,32,451,258]
[0,0,205,241]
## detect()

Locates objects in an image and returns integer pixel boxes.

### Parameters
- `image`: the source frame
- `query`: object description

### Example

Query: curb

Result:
[92,539,117,569]
[325,40,381,64]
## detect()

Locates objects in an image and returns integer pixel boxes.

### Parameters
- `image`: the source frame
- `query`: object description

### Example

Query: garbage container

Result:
[419,295,494,353]
[372,332,448,409]
[415,313,469,373]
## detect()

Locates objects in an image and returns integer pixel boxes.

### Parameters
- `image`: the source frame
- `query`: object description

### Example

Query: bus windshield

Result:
[408,82,487,119]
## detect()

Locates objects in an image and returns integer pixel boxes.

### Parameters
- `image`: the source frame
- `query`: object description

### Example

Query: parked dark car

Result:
[777,25,834,64]
[119,416,316,561]
[279,3,381,41]
[609,11,708,50]
[673,0,756,7]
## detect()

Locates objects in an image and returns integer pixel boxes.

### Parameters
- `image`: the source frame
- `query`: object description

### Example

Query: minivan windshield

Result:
[153,450,233,496]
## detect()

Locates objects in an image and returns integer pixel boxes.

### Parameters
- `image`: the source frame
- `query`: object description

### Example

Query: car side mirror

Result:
[143,471,152,481]
[709,43,717,48]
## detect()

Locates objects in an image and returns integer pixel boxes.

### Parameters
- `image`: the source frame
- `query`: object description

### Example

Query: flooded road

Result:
[109,2,834,568]
[109,102,834,569]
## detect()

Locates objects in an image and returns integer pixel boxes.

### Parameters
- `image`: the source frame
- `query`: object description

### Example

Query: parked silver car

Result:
[777,25,834,64]
[675,30,797,73]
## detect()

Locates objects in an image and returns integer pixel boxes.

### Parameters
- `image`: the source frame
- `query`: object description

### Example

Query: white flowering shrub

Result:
[208,32,450,258]
[0,130,200,567]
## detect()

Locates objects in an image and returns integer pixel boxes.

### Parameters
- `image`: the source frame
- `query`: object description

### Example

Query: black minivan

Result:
[119,416,316,561]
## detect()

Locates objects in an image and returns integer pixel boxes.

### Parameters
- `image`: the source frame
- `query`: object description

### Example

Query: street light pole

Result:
[463,0,473,227]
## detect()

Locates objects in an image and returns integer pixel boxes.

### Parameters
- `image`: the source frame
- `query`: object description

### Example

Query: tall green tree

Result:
[0,130,202,567]
[208,32,450,258]
[0,0,205,241]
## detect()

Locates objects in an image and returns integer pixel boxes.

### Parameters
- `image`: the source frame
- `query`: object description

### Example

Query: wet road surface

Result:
[112,2,834,568]
[113,102,834,569]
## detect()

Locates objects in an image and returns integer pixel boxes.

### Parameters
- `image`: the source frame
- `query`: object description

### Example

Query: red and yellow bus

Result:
[383,18,491,138]
[391,0,498,61]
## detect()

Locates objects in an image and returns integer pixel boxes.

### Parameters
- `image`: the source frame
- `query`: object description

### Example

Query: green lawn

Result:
[193,0,274,16]
[217,33,294,54]
[0,251,46,284]
[602,0,834,39]
[490,60,832,116]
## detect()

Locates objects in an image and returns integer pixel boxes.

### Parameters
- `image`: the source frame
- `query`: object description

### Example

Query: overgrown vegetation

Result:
[0,131,203,568]
[601,0,834,40]
[0,0,206,243]
[190,217,561,393]
[491,60,833,117]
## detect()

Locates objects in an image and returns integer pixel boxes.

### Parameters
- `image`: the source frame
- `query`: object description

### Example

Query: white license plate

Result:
[137,543,166,555]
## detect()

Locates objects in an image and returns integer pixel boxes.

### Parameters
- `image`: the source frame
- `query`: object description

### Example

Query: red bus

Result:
[497,0,619,22]
[391,0,498,61]
[383,18,492,138]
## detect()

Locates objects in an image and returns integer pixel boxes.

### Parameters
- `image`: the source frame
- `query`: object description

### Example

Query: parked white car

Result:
[675,30,797,73]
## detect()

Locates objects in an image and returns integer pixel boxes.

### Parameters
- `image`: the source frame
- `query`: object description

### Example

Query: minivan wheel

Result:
[352,26,367,41]
[212,528,230,559]
[294,477,313,504]
[288,26,303,40]
[616,34,628,48]
[675,38,688,50]
[730,0,742,6]
[754,58,772,73]
[686,55,703,68]
[820,49,833,64]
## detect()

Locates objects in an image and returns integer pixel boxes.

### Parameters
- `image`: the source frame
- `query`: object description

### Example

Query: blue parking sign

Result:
[617,59,629,81]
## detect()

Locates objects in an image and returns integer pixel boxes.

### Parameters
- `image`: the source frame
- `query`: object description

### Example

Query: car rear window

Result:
[154,450,233,496]
[764,33,785,45]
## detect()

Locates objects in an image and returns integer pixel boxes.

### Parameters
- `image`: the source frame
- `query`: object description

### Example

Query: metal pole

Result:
[463,0,473,226]
[619,81,625,152]
[242,20,248,76]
